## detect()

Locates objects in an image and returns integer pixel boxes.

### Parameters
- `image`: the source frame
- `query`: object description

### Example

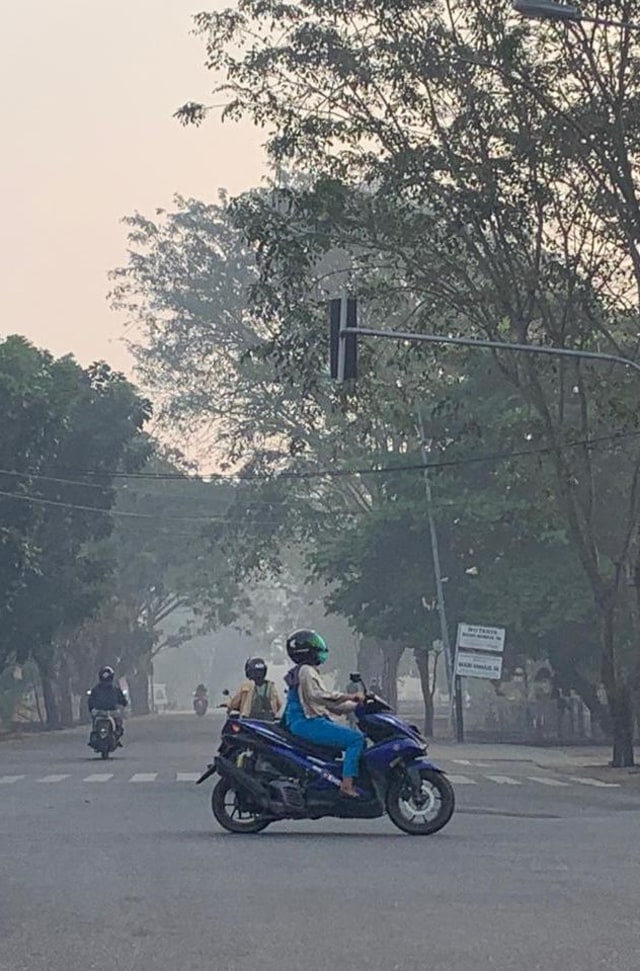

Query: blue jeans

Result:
[285,689,365,778]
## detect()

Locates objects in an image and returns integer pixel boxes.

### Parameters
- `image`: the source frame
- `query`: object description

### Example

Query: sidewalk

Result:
[429,740,640,784]
[431,741,609,765]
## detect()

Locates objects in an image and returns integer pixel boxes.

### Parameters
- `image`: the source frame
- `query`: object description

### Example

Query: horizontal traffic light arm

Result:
[340,325,640,376]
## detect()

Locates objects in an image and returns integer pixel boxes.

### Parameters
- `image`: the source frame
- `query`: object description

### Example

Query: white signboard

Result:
[455,651,503,681]
[457,623,506,654]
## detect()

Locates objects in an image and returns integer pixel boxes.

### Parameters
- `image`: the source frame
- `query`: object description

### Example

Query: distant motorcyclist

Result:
[88,666,127,746]
[283,630,364,798]
[227,658,282,720]
[193,683,209,716]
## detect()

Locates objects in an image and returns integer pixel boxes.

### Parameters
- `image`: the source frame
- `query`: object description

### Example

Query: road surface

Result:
[1,713,638,971]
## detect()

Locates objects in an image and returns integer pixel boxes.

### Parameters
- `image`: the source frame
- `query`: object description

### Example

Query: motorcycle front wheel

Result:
[100,748,110,760]
[386,769,455,835]
[211,777,271,834]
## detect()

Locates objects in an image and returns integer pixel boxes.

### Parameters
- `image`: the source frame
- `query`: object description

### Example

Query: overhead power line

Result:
[0,489,296,524]
[0,427,638,489]
[0,426,636,525]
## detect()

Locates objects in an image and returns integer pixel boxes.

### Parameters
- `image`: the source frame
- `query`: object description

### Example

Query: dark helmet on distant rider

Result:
[99,666,115,682]
[285,630,329,666]
[245,657,268,682]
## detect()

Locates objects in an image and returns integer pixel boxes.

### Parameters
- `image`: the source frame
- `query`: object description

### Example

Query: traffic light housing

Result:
[329,296,358,381]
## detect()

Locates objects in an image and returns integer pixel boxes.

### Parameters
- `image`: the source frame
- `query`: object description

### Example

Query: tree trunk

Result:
[600,607,635,767]
[127,658,151,715]
[58,684,73,728]
[609,686,635,768]
[38,663,61,729]
[414,648,434,737]
[58,654,74,728]
[381,641,404,711]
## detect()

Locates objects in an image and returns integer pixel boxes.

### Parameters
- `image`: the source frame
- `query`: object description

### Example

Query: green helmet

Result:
[286,629,329,666]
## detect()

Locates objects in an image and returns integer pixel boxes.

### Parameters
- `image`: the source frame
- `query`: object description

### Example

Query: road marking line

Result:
[527,776,569,787]
[451,759,491,768]
[37,774,70,783]
[176,773,200,782]
[447,774,476,785]
[0,775,24,784]
[485,775,522,785]
[129,773,158,783]
[83,774,114,783]
[570,776,620,788]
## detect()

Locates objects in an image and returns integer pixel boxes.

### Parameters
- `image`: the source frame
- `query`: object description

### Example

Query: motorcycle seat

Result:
[266,723,344,760]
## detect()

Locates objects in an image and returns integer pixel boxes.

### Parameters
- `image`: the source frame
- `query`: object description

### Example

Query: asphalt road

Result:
[2,713,639,971]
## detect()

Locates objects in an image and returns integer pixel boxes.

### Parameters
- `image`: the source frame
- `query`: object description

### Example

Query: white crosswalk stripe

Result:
[452,759,491,767]
[0,770,626,792]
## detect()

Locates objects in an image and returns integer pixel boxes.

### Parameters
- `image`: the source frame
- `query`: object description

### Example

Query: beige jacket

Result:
[297,665,358,719]
[228,680,282,718]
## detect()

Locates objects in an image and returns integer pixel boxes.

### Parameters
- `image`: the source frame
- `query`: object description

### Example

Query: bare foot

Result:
[339,782,359,798]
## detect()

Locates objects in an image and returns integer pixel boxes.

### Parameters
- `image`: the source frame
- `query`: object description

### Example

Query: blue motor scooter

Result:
[197,675,454,836]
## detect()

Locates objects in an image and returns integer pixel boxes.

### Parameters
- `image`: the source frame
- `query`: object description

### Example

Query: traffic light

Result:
[328,296,358,381]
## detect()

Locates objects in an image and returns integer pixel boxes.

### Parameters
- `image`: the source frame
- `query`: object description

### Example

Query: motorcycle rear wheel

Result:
[211,777,271,834]
[386,769,454,835]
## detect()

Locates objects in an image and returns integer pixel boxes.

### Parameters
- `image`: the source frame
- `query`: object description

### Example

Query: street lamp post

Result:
[513,0,640,30]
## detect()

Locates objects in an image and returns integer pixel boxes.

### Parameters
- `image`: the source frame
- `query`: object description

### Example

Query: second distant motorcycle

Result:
[193,684,209,717]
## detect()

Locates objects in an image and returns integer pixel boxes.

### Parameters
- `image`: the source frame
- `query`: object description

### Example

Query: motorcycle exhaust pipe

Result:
[214,754,272,810]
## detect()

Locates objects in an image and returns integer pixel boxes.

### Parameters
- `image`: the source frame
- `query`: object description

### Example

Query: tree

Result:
[0,337,152,725]
[115,185,612,736]
[112,188,617,740]
[174,0,640,765]
[111,194,422,690]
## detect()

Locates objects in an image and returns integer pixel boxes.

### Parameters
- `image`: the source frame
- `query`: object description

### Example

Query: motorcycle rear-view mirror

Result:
[222,689,230,697]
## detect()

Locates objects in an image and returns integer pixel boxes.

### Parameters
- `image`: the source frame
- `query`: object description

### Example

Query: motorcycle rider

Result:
[227,658,282,720]
[87,666,128,746]
[194,683,208,700]
[283,630,364,798]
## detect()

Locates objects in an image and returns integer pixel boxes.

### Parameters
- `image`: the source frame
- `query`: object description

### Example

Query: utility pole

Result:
[416,408,463,740]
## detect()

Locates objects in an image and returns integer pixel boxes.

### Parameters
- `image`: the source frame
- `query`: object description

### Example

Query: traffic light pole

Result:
[416,407,466,741]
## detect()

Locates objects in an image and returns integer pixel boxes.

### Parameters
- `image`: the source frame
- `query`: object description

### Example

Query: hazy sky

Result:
[1,0,266,374]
